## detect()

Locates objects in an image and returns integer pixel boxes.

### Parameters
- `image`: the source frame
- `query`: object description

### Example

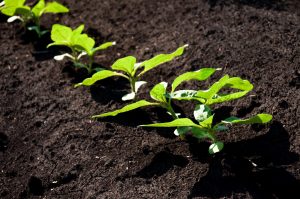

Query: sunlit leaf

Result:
[220,114,272,125]
[111,56,136,75]
[150,82,168,103]
[140,118,199,128]
[32,0,45,17]
[75,70,126,87]
[199,115,214,128]
[138,44,188,76]
[93,100,158,118]
[171,68,217,92]
[44,1,69,13]
[92,41,116,54]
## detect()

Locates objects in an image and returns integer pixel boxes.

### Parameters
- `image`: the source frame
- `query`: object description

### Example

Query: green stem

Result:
[129,76,137,94]
[87,55,94,74]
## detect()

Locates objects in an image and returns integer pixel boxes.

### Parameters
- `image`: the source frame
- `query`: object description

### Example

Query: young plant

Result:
[91,68,217,119]
[47,24,116,74]
[91,69,272,154]
[141,107,272,154]
[0,0,69,37]
[141,75,273,154]
[75,45,189,101]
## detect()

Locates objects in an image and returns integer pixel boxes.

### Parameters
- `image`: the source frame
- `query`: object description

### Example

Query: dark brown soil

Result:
[1,0,300,198]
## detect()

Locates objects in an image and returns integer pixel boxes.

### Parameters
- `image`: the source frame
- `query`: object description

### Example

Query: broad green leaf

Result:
[72,34,95,54]
[93,100,158,118]
[174,127,191,136]
[140,118,199,128]
[220,114,272,125]
[207,91,250,105]
[193,104,212,122]
[226,77,253,91]
[32,0,45,17]
[14,6,31,17]
[92,41,116,53]
[209,142,224,154]
[196,75,230,100]
[199,115,214,128]
[48,24,73,47]
[150,82,168,103]
[138,44,188,76]
[75,70,126,87]
[171,68,217,92]
[191,127,214,140]
[196,75,254,105]
[1,0,29,16]
[111,56,136,75]
[44,1,69,13]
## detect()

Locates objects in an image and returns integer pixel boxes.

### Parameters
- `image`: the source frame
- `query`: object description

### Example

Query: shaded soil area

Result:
[0,0,300,198]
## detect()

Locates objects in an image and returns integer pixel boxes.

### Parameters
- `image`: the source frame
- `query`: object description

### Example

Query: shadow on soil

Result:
[188,121,300,199]
[136,150,189,179]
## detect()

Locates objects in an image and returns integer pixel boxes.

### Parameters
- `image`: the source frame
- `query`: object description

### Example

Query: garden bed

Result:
[0,0,300,198]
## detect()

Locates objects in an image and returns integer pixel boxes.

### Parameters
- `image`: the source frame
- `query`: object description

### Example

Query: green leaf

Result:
[199,115,214,128]
[111,56,136,75]
[220,114,272,125]
[48,24,73,47]
[32,0,45,17]
[75,70,126,87]
[73,24,84,34]
[1,0,29,16]
[140,118,199,128]
[191,127,214,140]
[92,41,116,54]
[150,82,168,103]
[171,68,217,92]
[196,75,254,105]
[44,1,69,13]
[72,34,95,54]
[196,75,230,100]
[209,142,224,154]
[138,44,188,76]
[193,104,212,122]
[93,100,158,118]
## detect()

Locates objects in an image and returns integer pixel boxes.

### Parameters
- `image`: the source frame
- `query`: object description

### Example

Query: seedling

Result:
[47,24,116,73]
[91,70,272,154]
[141,75,272,154]
[141,107,272,154]
[0,0,69,37]
[75,45,189,101]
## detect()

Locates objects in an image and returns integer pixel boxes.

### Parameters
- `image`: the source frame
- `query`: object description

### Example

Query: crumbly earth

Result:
[0,0,300,198]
